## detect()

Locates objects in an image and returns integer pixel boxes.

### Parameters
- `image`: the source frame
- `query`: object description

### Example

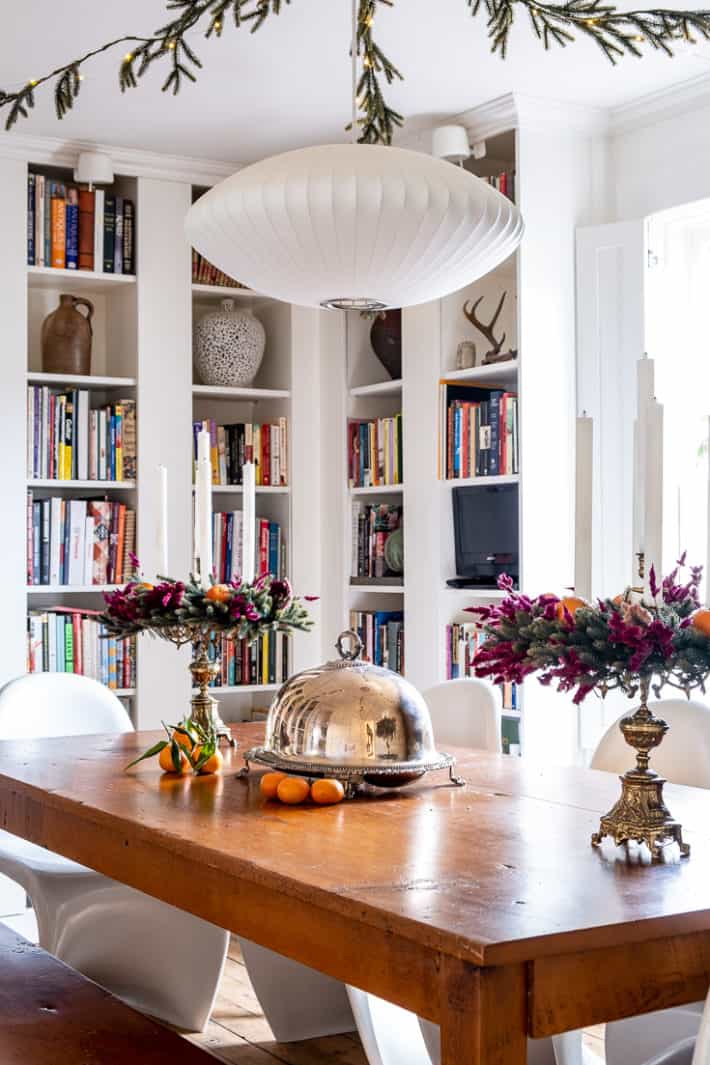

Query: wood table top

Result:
[1,723,710,968]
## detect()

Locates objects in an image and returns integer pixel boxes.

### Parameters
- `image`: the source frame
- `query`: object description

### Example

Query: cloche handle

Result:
[335,630,363,661]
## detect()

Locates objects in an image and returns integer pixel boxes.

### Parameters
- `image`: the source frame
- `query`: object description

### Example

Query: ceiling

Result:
[3,0,710,163]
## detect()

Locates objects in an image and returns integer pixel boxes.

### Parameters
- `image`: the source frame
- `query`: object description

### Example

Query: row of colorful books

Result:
[27,173,135,274]
[193,419,288,487]
[204,632,290,687]
[27,609,136,689]
[482,170,515,203]
[445,622,517,712]
[191,250,244,289]
[27,494,135,587]
[440,383,518,479]
[349,610,404,674]
[211,511,286,583]
[27,388,136,482]
[350,502,402,579]
[347,415,403,488]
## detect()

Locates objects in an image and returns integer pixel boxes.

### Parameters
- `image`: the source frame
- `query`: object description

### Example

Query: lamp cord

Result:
[351,0,357,144]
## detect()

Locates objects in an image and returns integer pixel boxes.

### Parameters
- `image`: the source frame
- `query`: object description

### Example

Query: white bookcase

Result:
[0,143,323,730]
[0,95,603,760]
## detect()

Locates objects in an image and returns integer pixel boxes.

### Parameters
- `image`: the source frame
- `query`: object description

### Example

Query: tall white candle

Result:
[632,355,655,583]
[643,398,663,600]
[574,415,593,601]
[242,460,256,583]
[157,465,169,577]
[706,416,710,605]
[197,429,213,588]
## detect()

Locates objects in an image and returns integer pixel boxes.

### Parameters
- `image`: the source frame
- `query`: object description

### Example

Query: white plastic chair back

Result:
[691,992,710,1065]
[423,678,501,754]
[591,698,710,788]
[0,673,133,739]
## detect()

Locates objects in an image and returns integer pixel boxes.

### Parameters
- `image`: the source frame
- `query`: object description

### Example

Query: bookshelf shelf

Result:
[191,283,261,299]
[444,474,519,488]
[27,372,137,390]
[444,586,509,600]
[192,384,290,401]
[27,585,119,595]
[349,379,403,398]
[349,583,405,595]
[28,479,136,490]
[28,266,136,291]
[443,361,518,389]
[191,484,289,495]
[115,689,136,697]
[350,485,404,496]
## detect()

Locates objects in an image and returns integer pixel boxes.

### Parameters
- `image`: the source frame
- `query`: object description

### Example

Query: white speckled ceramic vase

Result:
[194,299,266,387]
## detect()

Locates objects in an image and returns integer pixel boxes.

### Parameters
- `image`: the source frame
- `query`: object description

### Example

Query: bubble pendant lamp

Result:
[185,8,523,310]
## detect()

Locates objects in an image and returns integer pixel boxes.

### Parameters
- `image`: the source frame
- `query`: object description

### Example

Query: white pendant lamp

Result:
[185,3,522,310]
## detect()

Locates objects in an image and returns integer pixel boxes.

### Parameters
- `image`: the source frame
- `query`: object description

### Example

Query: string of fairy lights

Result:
[2,0,710,145]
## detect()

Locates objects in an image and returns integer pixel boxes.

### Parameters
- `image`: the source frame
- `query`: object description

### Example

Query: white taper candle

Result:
[197,429,213,588]
[574,415,593,601]
[157,464,169,577]
[242,460,256,584]
[643,399,663,600]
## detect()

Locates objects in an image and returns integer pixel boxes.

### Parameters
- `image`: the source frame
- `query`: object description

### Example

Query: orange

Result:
[158,743,190,775]
[555,596,587,621]
[192,747,224,775]
[310,779,345,805]
[276,776,310,805]
[205,583,232,603]
[134,582,154,592]
[259,771,287,798]
[172,728,194,752]
[692,609,710,637]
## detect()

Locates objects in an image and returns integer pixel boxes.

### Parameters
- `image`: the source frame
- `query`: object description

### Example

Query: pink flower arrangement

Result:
[101,564,314,645]
[470,557,710,704]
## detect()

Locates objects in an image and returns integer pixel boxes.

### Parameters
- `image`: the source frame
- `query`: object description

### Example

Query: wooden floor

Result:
[187,938,606,1065]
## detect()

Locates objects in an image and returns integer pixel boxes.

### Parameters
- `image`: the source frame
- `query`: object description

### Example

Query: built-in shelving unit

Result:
[27,585,119,595]
[28,266,136,291]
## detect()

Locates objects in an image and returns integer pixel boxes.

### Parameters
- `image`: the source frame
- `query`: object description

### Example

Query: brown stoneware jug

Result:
[41,294,94,376]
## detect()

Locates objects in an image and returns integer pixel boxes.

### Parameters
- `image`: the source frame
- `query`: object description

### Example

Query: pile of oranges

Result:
[126,722,224,777]
[259,771,345,806]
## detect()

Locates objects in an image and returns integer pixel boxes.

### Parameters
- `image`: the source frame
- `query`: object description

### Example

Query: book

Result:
[27,173,35,265]
[350,502,403,579]
[349,609,404,674]
[123,199,134,274]
[193,418,289,487]
[65,186,79,269]
[78,187,95,271]
[94,188,104,272]
[27,608,136,688]
[439,380,518,480]
[113,195,123,274]
[347,415,403,488]
[103,194,116,272]
[50,183,66,269]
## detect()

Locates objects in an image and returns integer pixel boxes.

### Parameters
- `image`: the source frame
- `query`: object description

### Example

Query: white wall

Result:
[612,99,710,219]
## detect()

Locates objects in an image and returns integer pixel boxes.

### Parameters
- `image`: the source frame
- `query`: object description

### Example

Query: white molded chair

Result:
[346,679,561,1065]
[0,672,354,1040]
[0,673,229,1032]
[594,698,710,1065]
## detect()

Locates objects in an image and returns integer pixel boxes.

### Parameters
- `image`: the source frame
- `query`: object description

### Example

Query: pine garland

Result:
[2,0,710,143]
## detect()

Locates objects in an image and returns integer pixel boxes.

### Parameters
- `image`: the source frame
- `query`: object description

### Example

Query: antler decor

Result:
[463,292,517,365]
[3,0,710,145]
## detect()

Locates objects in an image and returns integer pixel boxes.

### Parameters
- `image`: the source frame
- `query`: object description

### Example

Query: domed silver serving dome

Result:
[243,631,462,793]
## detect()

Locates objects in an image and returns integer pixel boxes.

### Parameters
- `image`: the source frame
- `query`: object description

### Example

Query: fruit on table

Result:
[205,583,232,603]
[310,779,345,805]
[276,776,310,805]
[259,771,287,798]
[192,747,224,775]
[158,743,190,775]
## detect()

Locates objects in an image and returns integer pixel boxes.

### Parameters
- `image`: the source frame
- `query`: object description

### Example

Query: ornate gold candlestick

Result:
[591,677,689,859]
[189,650,235,748]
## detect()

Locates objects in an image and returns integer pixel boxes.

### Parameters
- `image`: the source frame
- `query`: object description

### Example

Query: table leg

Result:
[441,959,527,1065]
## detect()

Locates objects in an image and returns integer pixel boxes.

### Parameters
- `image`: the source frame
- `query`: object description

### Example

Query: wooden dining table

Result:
[1,722,710,1065]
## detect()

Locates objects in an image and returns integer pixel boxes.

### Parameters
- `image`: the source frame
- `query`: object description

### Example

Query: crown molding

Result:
[609,71,710,136]
[0,132,241,185]
[457,93,608,139]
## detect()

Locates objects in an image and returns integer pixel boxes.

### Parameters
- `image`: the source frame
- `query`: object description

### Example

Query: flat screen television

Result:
[450,484,519,588]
